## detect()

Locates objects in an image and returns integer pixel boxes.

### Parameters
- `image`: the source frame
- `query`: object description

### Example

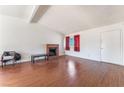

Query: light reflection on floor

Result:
[67,60,76,77]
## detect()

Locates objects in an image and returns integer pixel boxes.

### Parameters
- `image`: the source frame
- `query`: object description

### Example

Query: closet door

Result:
[101,30,122,65]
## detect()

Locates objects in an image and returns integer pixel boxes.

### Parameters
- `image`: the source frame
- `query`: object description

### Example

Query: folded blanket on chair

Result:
[3,56,14,60]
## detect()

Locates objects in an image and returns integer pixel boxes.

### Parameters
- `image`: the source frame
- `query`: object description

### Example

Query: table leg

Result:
[31,56,35,63]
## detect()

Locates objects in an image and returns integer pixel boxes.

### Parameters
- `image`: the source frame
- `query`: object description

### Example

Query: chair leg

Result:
[45,56,46,60]
[13,60,15,66]
[47,55,49,60]
[2,62,3,68]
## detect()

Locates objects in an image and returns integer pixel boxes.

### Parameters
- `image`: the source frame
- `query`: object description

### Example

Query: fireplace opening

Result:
[49,48,57,56]
[46,44,59,57]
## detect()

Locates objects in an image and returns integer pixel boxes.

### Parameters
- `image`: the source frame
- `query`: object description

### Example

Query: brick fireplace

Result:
[46,44,59,57]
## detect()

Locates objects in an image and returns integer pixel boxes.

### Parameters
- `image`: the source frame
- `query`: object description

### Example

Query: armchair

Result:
[1,51,16,68]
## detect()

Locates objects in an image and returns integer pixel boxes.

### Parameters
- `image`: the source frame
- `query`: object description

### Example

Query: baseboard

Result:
[65,54,124,67]
[0,55,65,66]
[65,54,100,62]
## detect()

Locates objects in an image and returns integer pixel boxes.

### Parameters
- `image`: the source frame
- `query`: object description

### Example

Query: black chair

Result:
[1,51,21,68]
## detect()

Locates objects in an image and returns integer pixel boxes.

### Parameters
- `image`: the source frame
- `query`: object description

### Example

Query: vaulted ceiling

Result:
[1,5,124,34]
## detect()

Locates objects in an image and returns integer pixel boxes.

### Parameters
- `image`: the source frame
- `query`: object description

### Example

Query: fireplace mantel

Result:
[46,44,59,56]
[47,44,59,47]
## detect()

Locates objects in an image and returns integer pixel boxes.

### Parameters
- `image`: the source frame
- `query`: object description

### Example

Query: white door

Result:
[101,30,122,65]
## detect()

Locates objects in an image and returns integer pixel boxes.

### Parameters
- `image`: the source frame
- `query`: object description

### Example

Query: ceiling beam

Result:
[28,5,50,23]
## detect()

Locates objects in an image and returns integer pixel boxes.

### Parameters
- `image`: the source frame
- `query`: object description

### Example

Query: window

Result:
[74,35,80,51]
[65,36,70,50]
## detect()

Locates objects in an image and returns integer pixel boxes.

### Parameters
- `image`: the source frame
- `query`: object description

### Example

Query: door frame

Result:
[100,29,123,65]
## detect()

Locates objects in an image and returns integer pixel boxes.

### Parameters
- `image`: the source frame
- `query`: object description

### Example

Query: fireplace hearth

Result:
[46,44,59,57]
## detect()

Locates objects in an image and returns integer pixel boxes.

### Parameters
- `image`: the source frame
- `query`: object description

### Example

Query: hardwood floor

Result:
[0,55,124,87]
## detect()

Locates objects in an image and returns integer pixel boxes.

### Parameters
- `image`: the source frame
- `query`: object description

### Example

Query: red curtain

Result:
[65,36,70,50]
[74,35,80,51]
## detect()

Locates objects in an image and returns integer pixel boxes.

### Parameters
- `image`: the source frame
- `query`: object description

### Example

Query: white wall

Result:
[65,22,124,65]
[0,15,64,63]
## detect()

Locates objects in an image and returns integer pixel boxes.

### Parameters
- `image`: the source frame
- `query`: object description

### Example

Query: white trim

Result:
[120,30,123,65]
[100,32,102,62]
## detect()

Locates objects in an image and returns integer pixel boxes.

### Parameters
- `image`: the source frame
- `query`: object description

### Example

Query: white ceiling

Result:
[39,5,124,34]
[0,5,33,20]
[1,5,124,34]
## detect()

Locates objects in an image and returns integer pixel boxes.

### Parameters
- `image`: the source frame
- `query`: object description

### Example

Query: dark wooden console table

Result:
[31,54,49,63]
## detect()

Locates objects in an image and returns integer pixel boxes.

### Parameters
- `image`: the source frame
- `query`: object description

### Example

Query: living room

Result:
[1,3,124,90]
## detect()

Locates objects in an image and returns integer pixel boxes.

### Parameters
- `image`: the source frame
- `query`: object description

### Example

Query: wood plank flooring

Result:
[0,55,124,87]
